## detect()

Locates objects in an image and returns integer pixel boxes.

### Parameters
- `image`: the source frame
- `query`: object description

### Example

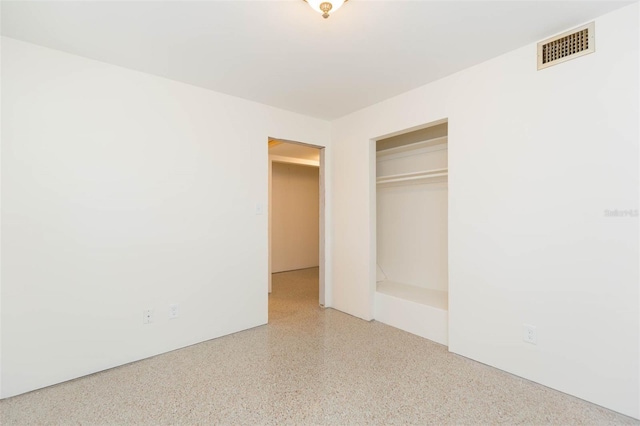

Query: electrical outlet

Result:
[523,324,537,344]
[169,304,179,319]
[143,309,154,324]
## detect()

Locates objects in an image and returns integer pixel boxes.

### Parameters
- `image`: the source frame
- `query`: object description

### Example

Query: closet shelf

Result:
[377,168,448,185]
[376,136,448,158]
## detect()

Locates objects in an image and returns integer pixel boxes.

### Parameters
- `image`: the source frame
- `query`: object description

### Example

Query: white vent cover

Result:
[537,22,595,70]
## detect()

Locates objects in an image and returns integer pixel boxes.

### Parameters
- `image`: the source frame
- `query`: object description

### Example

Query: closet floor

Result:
[377,280,448,309]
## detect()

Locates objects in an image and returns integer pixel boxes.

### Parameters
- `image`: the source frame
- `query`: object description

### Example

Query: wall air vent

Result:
[537,22,595,70]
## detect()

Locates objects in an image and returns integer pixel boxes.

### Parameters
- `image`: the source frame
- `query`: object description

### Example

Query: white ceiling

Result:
[1,0,633,119]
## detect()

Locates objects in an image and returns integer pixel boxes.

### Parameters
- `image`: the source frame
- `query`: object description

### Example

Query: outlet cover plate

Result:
[169,304,179,319]
[523,324,537,344]
[143,309,154,324]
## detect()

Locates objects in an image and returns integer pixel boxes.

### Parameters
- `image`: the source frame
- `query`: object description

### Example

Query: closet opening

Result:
[372,119,449,345]
[267,138,326,314]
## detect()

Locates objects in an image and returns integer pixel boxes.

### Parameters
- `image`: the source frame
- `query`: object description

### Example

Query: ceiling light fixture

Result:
[304,0,348,19]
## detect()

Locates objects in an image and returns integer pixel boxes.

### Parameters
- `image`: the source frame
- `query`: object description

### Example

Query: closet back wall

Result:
[376,137,448,291]
[271,163,319,273]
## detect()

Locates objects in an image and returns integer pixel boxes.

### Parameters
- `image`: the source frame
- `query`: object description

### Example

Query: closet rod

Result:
[377,168,448,185]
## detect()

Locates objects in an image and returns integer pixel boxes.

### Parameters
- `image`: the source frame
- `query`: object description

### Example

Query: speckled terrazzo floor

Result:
[1,267,638,425]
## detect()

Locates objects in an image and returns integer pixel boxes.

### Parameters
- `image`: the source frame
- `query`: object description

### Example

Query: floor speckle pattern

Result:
[1,267,638,425]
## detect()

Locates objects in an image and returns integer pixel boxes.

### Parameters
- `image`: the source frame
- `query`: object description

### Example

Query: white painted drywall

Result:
[331,4,639,419]
[271,162,319,273]
[0,37,331,398]
[0,31,3,399]
[377,182,448,291]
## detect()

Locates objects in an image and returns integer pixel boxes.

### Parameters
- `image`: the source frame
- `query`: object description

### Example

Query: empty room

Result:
[1,0,638,424]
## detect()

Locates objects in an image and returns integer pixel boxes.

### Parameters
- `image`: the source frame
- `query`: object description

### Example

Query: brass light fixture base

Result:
[320,2,332,19]
[304,0,348,19]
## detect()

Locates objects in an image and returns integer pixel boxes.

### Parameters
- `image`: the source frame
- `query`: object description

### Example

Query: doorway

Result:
[267,138,326,311]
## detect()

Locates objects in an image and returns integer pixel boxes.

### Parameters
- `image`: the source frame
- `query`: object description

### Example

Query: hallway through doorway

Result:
[268,267,319,322]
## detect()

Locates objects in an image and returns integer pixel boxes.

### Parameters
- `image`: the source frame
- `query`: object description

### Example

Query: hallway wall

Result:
[271,162,319,273]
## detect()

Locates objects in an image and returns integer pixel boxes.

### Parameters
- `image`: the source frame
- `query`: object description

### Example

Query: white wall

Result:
[271,162,319,273]
[331,4,639,419]
[0,30,4,399]
[0,37,331,398]
[377,182,448,291]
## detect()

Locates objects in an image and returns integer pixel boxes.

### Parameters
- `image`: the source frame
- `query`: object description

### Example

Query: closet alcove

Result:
[374,121,449,345]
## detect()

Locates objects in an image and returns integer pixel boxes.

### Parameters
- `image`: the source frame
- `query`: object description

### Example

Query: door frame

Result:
[267,138,326,307]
